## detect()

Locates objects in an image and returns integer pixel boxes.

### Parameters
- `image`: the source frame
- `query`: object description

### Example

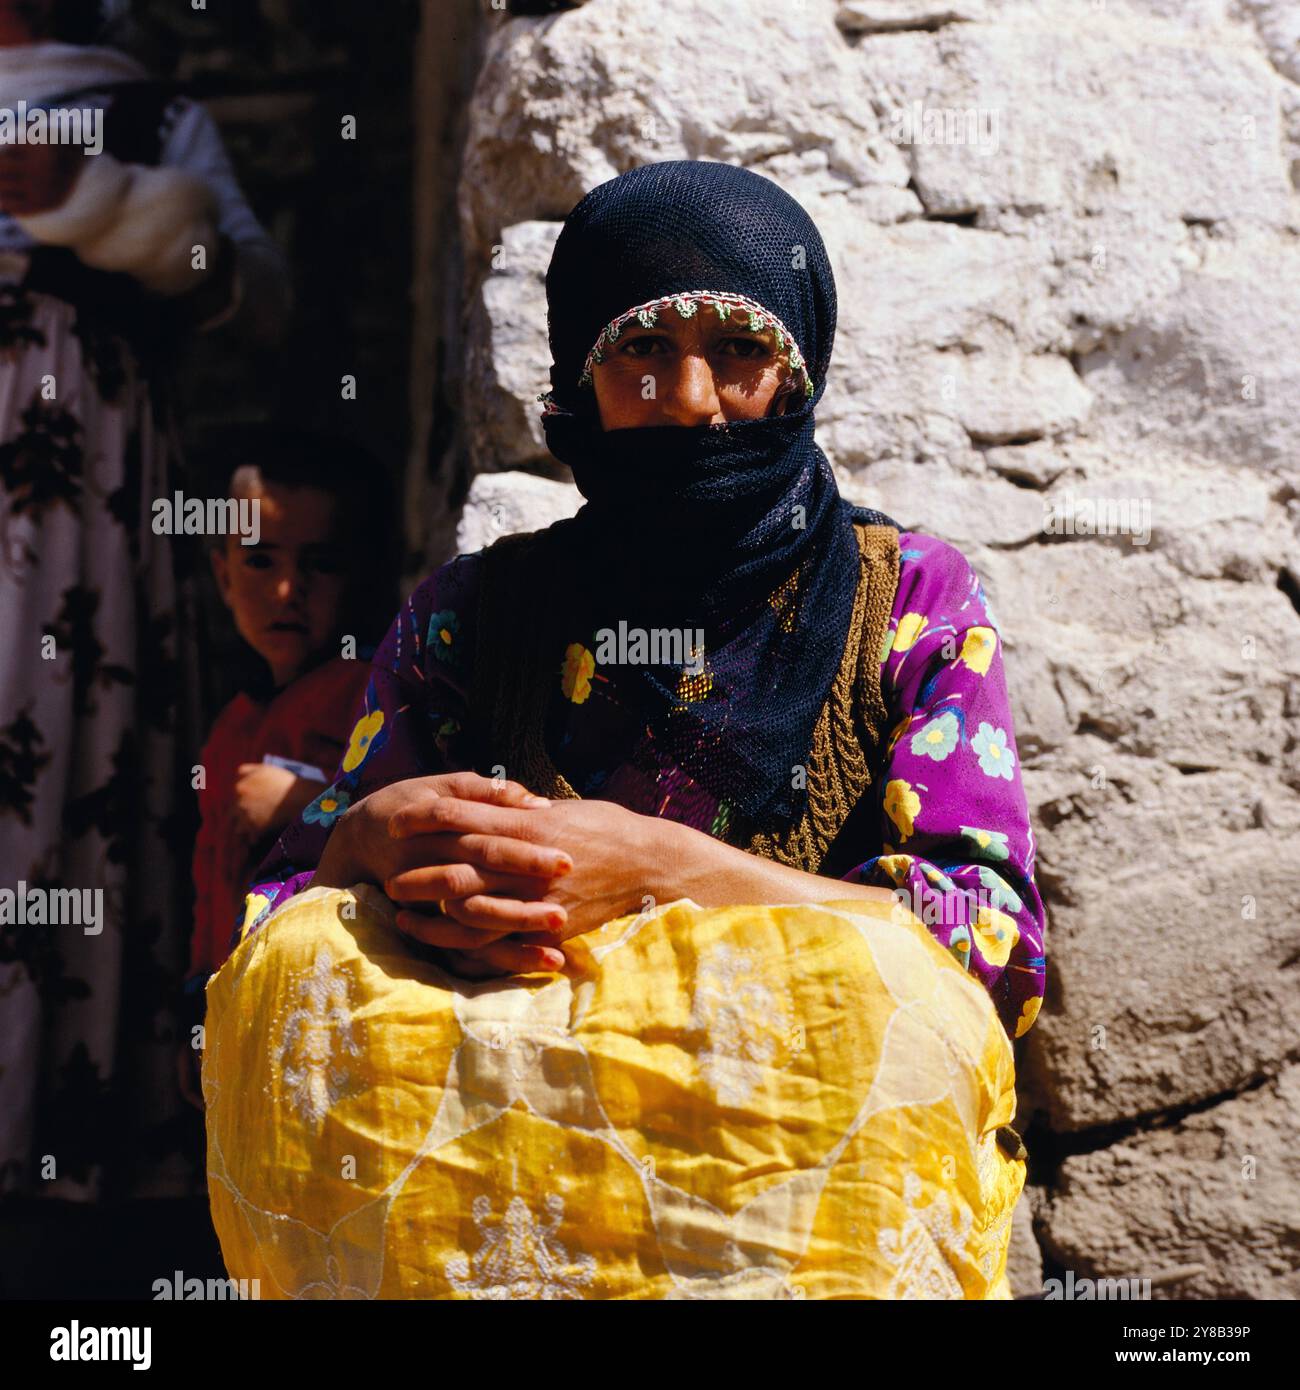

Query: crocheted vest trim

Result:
[469,521,901,876]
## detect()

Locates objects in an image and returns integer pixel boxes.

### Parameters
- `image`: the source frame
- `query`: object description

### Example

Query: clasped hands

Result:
[314,772,668,980]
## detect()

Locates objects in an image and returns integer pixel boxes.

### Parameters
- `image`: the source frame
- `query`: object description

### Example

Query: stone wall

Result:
[452,0,1300,1297]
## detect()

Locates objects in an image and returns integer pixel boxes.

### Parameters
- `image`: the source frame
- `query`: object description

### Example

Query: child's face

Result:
[211,478,347,689]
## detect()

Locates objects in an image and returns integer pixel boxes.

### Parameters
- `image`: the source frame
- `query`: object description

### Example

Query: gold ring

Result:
[437,899,449,916]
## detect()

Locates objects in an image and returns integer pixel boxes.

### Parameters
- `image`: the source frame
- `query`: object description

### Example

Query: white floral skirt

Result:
[0,278,199,1199]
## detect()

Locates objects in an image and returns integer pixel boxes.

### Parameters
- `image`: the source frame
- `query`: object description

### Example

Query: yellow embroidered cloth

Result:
[204,886,1024,1299]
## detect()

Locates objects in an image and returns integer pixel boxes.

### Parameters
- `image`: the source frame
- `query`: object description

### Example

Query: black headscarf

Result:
[539,160,892,833]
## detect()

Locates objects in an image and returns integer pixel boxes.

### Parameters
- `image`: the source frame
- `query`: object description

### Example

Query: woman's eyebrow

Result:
[710,319,778,338]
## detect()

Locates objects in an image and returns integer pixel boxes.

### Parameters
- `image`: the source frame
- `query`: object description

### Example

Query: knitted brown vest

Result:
[469,522,900,875]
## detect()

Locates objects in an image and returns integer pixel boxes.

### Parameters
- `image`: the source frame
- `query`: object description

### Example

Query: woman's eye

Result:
[307,556,345,576]
[620,336,667,357]
[718,336,772,359]
[242,551,272,570]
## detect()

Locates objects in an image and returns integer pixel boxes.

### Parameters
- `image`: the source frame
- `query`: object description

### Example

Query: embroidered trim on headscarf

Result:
[541,289,812,410]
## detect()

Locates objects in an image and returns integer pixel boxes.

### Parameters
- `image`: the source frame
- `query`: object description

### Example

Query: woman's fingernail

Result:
[547,912,565,930]
[537,947,565,970]
[552,856,573,875]
[523,795,551,808]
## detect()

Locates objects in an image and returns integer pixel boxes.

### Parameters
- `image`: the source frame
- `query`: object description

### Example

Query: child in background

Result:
[178,426,397,1107]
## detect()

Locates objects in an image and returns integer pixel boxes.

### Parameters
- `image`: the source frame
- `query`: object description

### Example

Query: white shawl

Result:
[0,43,218,296]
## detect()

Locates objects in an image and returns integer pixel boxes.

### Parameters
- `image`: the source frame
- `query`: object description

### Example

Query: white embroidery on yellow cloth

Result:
[205,887,1022,1300]
[690,943,795,1107]
[877,1171,972,1300]
[272,945,364,1130]
[445,1193,597,1300]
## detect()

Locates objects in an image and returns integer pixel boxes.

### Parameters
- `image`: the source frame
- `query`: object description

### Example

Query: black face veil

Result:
[538,160,891,833]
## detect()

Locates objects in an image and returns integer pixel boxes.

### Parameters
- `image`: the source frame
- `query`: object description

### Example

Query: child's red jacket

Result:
[189,657,369,980]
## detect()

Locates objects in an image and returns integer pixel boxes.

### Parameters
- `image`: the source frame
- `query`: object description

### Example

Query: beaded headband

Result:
[539,289,812,416]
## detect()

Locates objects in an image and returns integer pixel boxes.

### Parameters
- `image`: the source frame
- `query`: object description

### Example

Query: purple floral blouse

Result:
[240,531,1046,1041]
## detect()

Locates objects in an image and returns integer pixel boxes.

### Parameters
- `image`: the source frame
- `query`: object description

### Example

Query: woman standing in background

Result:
[0,0,289,1200]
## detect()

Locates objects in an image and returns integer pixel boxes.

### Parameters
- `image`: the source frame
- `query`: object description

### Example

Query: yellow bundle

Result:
[204,886,1024,1299]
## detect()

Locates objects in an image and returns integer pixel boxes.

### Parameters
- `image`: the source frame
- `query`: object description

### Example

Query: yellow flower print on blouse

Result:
[1014,995,1042,1039]
[891,612,928,654]
[971,904,1020,969]
[342,710,385,773]
[957,626,997,677]
[878,853,915,885]
[561,643,596,704]
[883,779,922,843]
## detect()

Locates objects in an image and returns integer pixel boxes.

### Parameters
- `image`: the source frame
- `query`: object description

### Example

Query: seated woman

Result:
[203,160,1046,1300]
